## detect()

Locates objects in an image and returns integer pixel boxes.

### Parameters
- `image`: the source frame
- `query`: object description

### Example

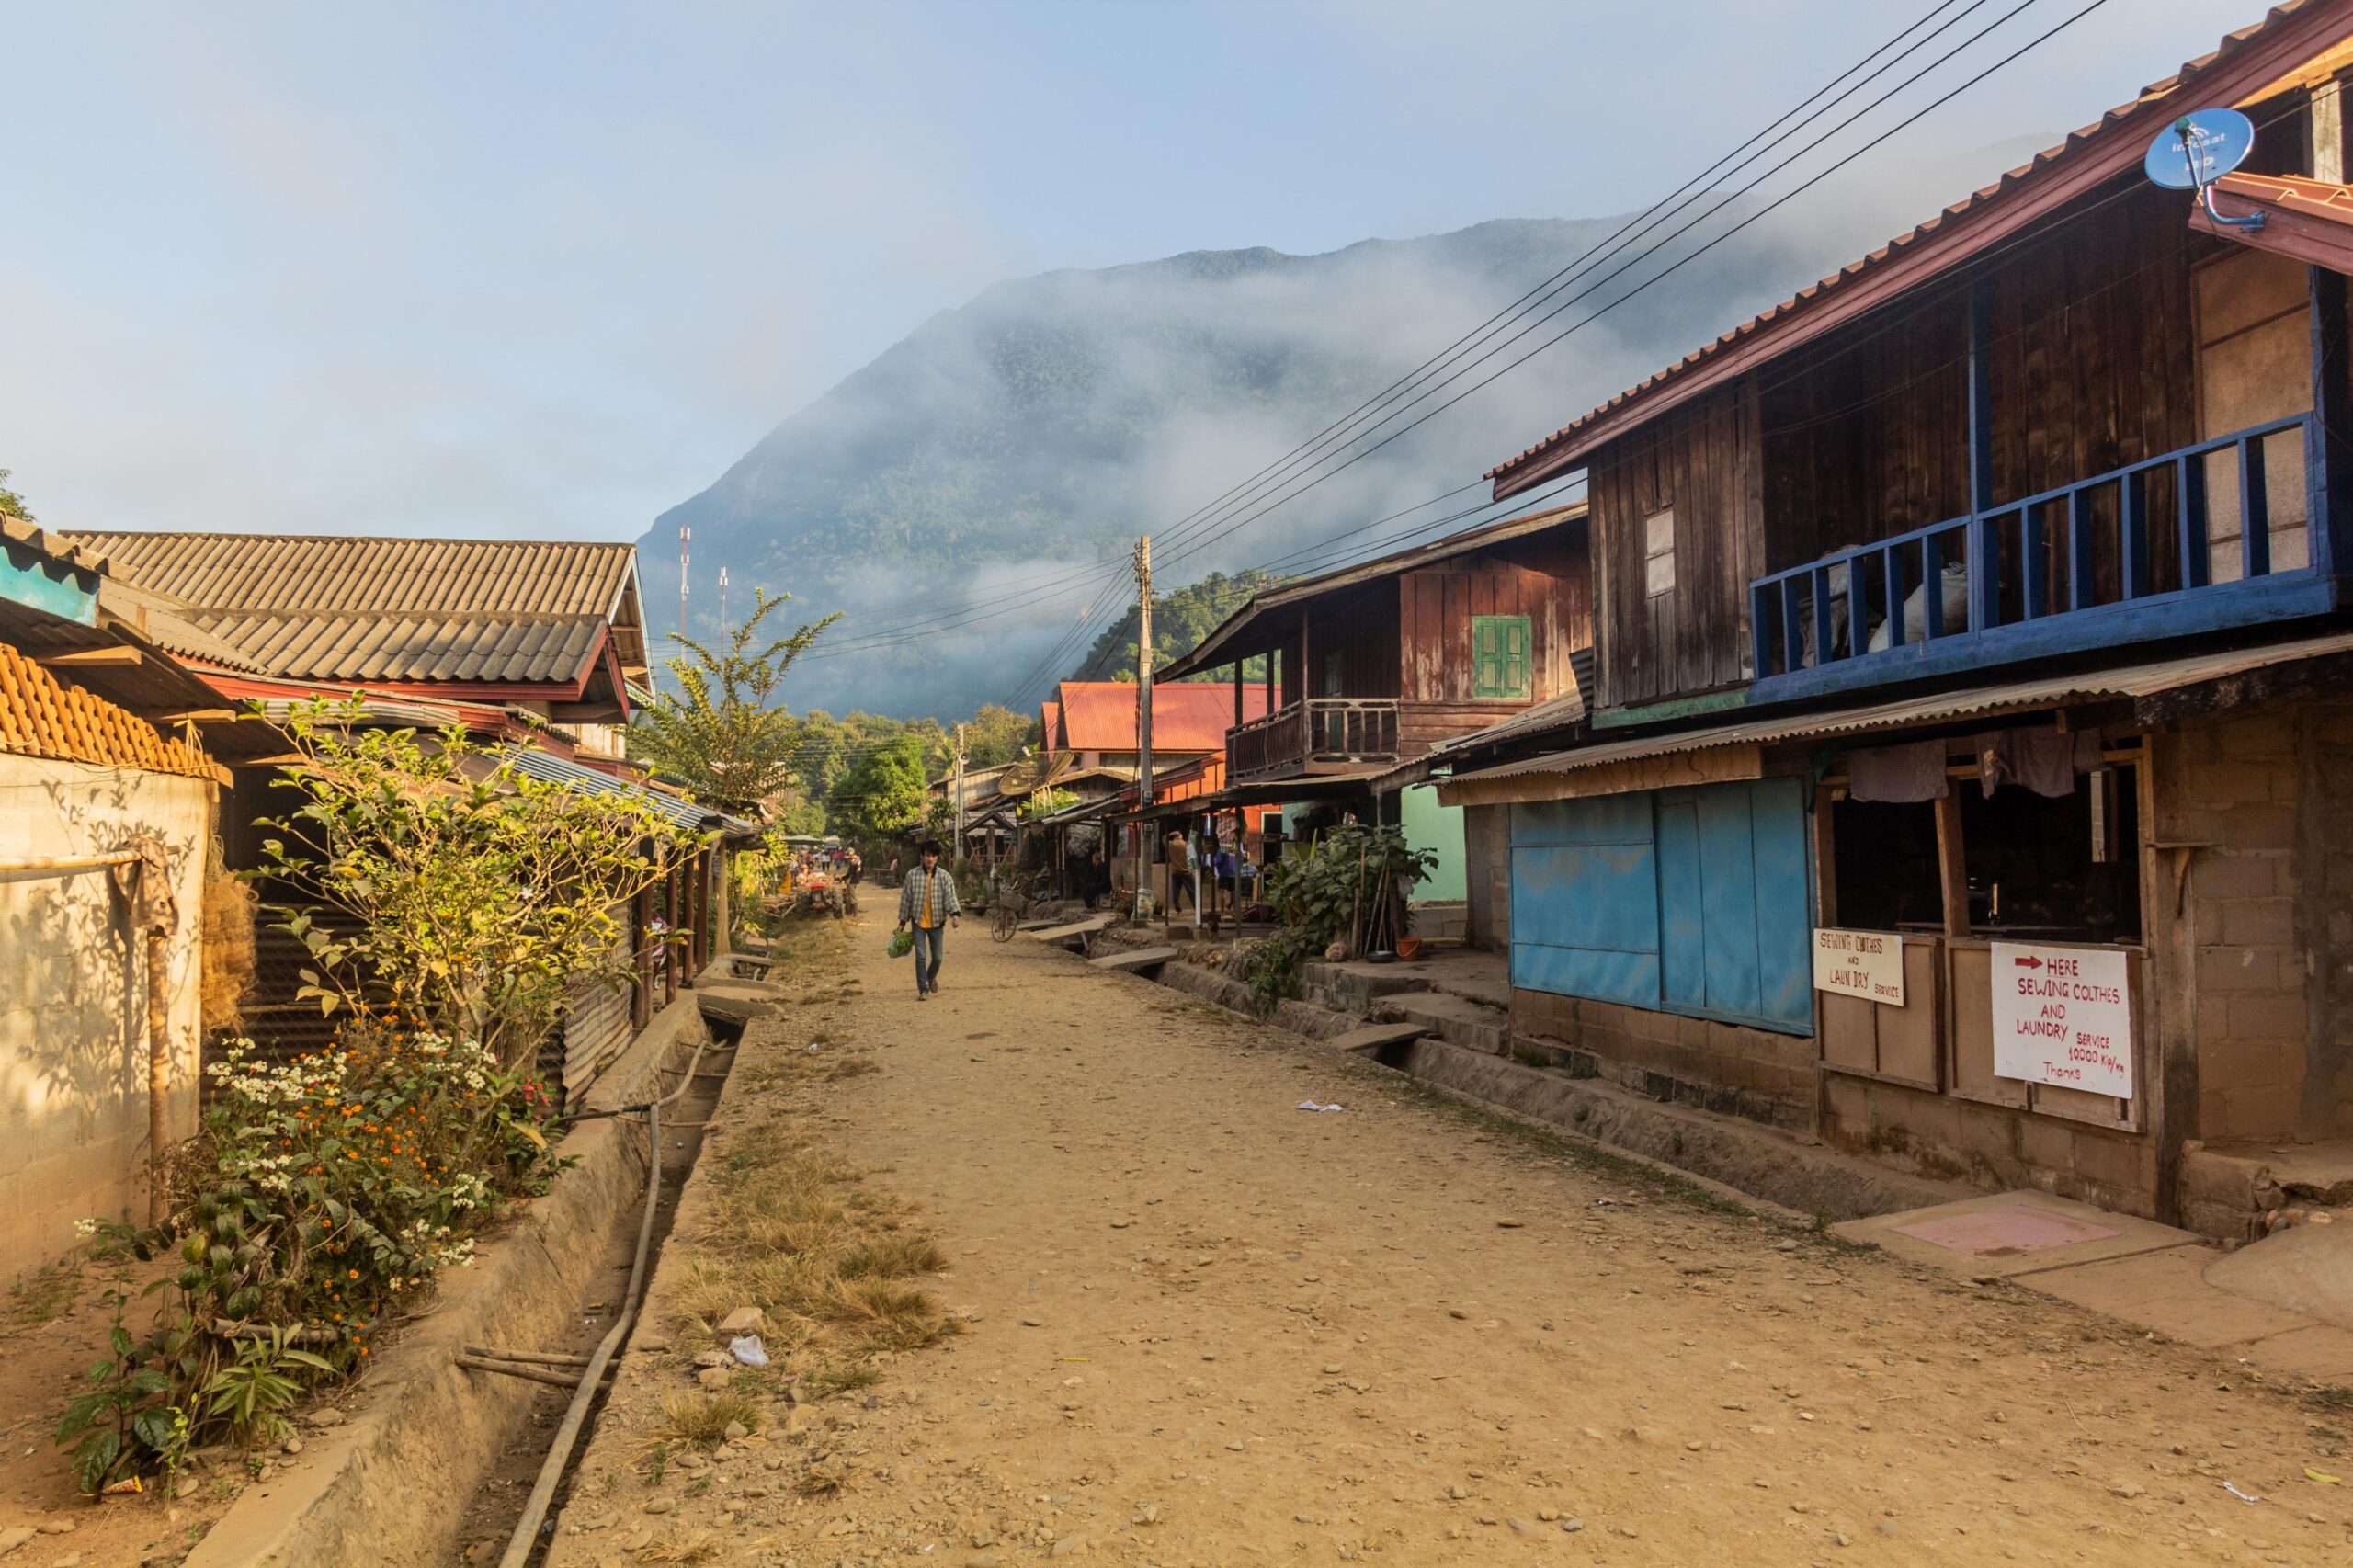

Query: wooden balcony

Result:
[1749,415,2339,701]
[1228,699,1400,783]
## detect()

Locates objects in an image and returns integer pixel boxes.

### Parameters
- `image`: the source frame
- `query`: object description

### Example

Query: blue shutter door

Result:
[1747,778,1816,1032]
[1695,784,1767,1022]
[1653,795,1706,1011]
[1509,796,1661,1010]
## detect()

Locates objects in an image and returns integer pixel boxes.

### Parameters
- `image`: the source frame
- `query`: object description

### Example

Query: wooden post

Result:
[1813,784,1838,929]
[145,928,170,1226]
[631,882,653,1031]
[664,859,679,1007]
[1935,790,1970,937]
[2309,264,2353,577]
[712,846,732,960]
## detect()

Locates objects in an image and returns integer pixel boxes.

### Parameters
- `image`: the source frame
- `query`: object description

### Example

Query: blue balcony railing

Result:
[1748,415,2335,699]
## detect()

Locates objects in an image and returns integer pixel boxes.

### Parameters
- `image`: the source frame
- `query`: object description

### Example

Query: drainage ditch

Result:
[439,1005,747,1567]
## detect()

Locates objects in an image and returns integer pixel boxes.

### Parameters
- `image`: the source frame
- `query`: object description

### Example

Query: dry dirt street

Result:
[549,915,2353,1567]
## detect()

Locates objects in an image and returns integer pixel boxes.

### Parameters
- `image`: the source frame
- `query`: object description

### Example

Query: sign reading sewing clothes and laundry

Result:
[1990,941,2133,1098]
[1812,928,1905,1005]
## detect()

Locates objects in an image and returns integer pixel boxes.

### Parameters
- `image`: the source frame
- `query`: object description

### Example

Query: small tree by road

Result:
[631,590,839,817]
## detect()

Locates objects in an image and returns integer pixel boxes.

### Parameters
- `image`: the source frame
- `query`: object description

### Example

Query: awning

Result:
[487,744,762,841]
[1439,631,2353,805]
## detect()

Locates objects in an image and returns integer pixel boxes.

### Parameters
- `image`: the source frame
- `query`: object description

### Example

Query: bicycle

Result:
[989,870,1025,941]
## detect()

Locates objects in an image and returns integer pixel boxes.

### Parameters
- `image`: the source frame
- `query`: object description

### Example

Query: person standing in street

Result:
[896,838,961,1000]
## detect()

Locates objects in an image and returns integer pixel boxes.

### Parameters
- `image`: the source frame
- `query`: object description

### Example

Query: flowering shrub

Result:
[183,1020,562,1342]
[64,1017,565,1491]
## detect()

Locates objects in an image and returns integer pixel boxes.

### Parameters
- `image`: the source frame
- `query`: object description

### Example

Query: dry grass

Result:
[665,1040,959,1378]
[650,1392,762,1449]
[641,1531,723,1564]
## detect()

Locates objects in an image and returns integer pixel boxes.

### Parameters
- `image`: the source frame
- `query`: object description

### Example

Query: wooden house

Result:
[1155,503,1591,786]
[1435,0,2353,1237]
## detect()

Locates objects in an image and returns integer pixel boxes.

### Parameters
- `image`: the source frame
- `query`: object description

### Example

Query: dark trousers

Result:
[1168,871,1195,911]
[912,924,945,994]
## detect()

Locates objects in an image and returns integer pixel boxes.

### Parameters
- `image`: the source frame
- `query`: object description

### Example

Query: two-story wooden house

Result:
[1154,503,1591,905]
[1435,1,2353,1237]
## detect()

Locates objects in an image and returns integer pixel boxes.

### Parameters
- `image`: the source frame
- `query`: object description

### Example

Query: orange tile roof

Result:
[0,642,228,784]
[1053,680,1269,753]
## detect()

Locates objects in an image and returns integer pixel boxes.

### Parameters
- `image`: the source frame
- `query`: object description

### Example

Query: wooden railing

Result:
[1750,415,2327,698]
[1228,699,1400,781]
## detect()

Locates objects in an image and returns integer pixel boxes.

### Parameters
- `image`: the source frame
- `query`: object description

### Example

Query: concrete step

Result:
[1092,946,1180,974]
[1327,1022,1429,1056]
[1028,915,1114,948]
[1378,991,1508,1055]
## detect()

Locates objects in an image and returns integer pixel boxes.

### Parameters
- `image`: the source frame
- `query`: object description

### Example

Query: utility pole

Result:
[1133,535,1154,915]
[718,565,729,631]
[953,722,968,863]
[676,526,692,695]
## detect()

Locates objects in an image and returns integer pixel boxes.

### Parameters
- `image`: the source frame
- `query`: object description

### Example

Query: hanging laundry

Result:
[1847,739,1950,802]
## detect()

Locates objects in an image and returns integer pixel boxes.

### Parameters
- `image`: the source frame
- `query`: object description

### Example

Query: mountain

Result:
[642,143,2051,720]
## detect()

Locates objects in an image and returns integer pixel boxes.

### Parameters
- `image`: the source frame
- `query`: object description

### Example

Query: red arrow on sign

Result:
[2012,955,2044,969]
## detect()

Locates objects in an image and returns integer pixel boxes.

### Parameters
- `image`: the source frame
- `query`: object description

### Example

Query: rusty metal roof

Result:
[1487,0,2348,494]
[1157,502,1586,680]
[1440,630,2353,786]
[63,532,642,685]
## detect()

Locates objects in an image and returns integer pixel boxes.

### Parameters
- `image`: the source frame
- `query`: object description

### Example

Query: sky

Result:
[0,0,2278,544]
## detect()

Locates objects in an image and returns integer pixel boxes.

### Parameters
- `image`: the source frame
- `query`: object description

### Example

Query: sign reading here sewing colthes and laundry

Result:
[1812,928,1905,1005]
[1991,941,2134,1099]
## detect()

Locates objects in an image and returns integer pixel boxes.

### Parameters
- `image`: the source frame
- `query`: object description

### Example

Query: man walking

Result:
[896,838,961,1000]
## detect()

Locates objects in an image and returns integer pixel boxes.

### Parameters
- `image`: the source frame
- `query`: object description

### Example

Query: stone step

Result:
[1091,946,1180,974]
[1327,1022,1430,1056]
[1378,991,1509,1055]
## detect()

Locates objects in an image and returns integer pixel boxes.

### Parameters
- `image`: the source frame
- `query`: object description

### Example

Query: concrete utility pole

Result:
[675,526,692,696]
[718,565,729,631]
[1133,536,1154,915]
[953,722,968,861]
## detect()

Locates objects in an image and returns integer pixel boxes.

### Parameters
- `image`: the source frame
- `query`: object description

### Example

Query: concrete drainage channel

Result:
[179,983,759,1568]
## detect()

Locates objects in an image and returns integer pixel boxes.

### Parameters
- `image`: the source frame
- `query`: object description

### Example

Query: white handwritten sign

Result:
[1991,941,2133,1098]
[1813,928,1905,1005]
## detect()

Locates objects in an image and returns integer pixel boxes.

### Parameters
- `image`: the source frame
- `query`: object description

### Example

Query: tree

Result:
[630,590,838,816]
[1076,568,1286,682]
[0,467,32,522]
[830,733,931,844]
[258,699,679,1066]
[962,702,1040,767]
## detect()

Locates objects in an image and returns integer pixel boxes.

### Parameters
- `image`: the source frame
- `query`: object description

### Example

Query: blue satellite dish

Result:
[2145,108,2257,191]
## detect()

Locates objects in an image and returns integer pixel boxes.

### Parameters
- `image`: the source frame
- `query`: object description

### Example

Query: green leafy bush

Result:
[1235,827,1436,1011]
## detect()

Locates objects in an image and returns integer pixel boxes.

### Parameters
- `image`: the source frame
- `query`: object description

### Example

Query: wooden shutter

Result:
[1472,615,1531,699]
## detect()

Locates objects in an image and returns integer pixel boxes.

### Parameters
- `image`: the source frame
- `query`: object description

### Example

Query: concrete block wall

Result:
[1461,804,1509,952]
[1510,986,1812,1131]
[1819,1074,2161,1219]
[2155,699,2353,1142]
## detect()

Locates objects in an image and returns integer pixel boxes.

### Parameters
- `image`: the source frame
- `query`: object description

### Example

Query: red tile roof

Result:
[1053,681,1269,754]
[1487,0,2348,494]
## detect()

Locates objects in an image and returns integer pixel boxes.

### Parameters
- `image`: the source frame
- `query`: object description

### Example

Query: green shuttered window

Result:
[1472,615,1531,699]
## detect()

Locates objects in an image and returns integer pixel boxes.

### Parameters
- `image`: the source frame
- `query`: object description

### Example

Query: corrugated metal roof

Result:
[1159,502,1586,680]
[192,610,608,684]
[1054,680,1269,753]
[1443,631,2353,786]
[1426,655,1594,756]
[488,744,759,839]
[63,531,645,682]
[1487,0,2343,491]
[68,533,637,618]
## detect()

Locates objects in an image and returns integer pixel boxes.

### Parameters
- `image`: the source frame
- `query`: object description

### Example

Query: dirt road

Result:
[551,916,2353,1566]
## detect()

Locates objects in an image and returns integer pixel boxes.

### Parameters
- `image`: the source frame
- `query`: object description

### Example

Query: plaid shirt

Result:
[897,864,962,928]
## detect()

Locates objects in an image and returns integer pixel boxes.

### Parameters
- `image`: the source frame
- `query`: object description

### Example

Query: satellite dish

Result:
[2144,108,2257,190]
[2146,108,2265,233]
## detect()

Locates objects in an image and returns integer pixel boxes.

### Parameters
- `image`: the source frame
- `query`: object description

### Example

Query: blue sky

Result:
[0,0,2274,542]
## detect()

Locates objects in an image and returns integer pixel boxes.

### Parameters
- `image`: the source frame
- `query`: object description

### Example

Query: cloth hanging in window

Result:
[1847,740,1950,802]
[1977,725,2103,799]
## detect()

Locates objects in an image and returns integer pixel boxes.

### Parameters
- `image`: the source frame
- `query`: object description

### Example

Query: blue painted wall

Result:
[1508,778,1813,1035]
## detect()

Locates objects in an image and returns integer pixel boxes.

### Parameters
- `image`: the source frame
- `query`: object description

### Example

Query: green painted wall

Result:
[1401,782,1466,903]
